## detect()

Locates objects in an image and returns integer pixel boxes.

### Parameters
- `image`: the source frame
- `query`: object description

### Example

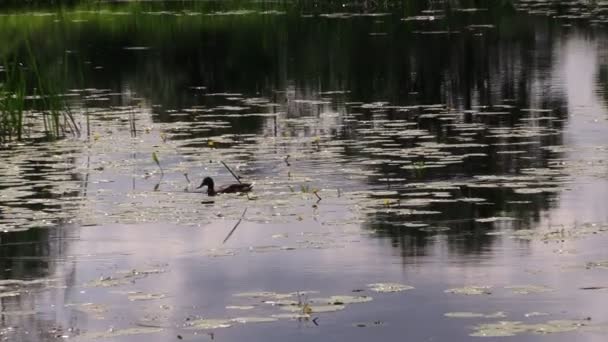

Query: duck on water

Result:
[197,177,253,196]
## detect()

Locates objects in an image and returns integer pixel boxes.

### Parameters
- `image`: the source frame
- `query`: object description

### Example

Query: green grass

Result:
[0,49,78,143]
[0,59,27,142]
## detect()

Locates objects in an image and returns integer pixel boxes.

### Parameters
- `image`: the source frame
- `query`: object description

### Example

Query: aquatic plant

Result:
[0,50,78,143]
[0,60,26,141]
[152,151,163,175]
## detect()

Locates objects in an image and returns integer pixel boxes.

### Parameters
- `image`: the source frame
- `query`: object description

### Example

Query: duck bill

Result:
[196,182,205,189]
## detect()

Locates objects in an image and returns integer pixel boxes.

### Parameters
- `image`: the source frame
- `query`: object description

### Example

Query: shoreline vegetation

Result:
[0,0,514,12]
[0,48,79,143]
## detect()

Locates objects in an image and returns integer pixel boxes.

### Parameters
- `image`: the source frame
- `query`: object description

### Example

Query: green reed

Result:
[0,60,26,142]
[0,48,79,143]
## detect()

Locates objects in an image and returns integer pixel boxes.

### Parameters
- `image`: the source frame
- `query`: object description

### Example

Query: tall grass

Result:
[0,50,79,144]
[0,60,26,142]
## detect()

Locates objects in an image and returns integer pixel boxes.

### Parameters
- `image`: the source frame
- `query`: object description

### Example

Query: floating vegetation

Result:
[0,309,37,316]
[525,312,550,318]
[586,260,608,269]
[226,305,255,310]
[233,291,294,299]
[127,292,167,301]
[505,285,553,295]
[418,226,451,232]
[280,304,345,313]
[231,316,278,324]
[75,303,107,319]
[271,313,311,319]
[475,217,516,223]
[310,295,373,305]
[85,268,166,288]
[445,286,492,295]
[470,319,592,337]
[367,283,414,293]
[77,327,163,339]
[187,319,232,330]
[445,312,506,319]
[0,278,56,299]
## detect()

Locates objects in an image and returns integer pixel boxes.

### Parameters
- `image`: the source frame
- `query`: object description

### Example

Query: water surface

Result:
[1,2,608,341]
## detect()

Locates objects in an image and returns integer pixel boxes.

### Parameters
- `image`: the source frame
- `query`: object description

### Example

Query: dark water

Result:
[2,1,608,341]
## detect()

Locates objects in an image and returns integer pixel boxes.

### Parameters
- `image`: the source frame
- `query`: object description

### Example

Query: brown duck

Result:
[197,177,253,196]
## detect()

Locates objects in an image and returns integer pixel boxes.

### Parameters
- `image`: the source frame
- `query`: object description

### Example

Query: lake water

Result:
[2,1,608,341]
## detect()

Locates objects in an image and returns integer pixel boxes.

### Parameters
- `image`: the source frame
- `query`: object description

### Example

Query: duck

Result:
[196,177,253,196]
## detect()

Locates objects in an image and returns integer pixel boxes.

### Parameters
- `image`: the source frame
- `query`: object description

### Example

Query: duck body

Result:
[197,177,253,196]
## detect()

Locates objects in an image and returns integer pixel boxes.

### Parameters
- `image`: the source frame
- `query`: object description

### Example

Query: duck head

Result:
[196,177,214,190]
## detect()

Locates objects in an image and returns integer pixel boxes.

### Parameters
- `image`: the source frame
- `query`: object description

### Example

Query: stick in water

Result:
[221,161,242,184]
[314,190,322,202]
[223,208,248,244]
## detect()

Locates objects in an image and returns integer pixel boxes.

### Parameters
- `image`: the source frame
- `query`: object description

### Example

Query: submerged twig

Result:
[223,207,248,244]
[221,161,241,184]
[313,190,322,202]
